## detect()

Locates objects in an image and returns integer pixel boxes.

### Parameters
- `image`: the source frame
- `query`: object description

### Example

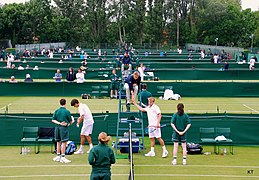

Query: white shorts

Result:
[148,127,161,138]
[80,124,93,136]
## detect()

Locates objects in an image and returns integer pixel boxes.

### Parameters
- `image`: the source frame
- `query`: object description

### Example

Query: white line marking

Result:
[0,103,12,111]
[243,104,259,113]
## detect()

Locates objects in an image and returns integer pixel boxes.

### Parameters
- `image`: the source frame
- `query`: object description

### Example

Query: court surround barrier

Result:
[0,113,259,146]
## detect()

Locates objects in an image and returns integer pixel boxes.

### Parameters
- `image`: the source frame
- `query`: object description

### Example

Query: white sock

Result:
[80,145,84,151]
[162,145,166,151]
[151,147,155,152]
[89,144,93,148]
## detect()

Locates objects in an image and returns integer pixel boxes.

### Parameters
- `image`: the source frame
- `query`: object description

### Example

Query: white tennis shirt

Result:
[144,104,161,126]
[79,103,94,126]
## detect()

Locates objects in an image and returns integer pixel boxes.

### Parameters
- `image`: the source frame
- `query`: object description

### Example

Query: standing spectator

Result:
[224,61,229,70]
[137,63,146,81]
[124,71,141,112]
[249,56,256,70]
[53,69,62,82]
[110,69,119,99]
[138,83,152,107]
[171,103,191,165]
[88,132,116,180]
[48,51,54,59]
[52,99,73,163]
[24,74,33,82]
[76,68,85,83]
[66,67,76,82]
[71,99,94,154]
[133,97,168,158]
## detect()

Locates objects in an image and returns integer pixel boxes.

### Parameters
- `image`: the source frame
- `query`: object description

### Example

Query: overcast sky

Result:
[1,0,259,11]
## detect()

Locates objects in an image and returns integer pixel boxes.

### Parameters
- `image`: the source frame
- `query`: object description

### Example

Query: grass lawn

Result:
[0,144,259,179]
[1,97,259,114]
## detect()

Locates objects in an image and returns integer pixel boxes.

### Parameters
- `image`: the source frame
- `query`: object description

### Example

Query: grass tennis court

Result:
[1,96,259,179]
[1,97,259,114]
[0,144,259,179]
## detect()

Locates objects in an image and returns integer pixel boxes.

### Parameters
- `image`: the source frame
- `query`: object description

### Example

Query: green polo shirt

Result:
[171,113,191,131]
[139,90,152,106]
[88,143,116,173]
[52,107,72,125]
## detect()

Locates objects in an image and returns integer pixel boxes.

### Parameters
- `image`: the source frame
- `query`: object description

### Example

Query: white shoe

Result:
[53,156,61,162]
[87,147,93,154]
[145,151,155,157]
[183,159,187,165]
[74,150,84,154]
[60,157,71,163]
[172,159,177,165]
[162,150,168,158]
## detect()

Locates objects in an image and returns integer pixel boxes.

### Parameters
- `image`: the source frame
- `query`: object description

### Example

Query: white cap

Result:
[26,74,30,78]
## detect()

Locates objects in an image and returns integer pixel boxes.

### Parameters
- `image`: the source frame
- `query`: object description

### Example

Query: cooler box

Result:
[119,138,139,153]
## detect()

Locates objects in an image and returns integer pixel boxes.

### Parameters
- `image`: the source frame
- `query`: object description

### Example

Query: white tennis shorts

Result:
[80,124,93,136]
[148,127,161,138]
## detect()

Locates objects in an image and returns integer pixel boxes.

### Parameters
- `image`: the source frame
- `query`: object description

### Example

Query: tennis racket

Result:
[146,124,167,133]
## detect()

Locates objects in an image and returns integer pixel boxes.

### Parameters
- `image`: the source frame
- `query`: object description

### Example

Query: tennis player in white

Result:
[71,99,94,154]
[133,97,168,158]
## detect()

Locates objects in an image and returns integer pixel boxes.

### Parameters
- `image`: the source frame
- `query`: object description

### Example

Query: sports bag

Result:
[186,143,203,154]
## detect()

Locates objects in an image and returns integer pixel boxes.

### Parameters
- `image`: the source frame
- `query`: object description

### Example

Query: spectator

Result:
[218,65,224,71]
[24,74,33,82]
[48,51,54,59]
[188,54,193,61]
[76,68,85,83]
[9,76,17,83]
[249,56,256,70]
[25,65,30,70]
[121,51,132,74]
[137,63,146,81]
[18,64,24,70]
[224,61,229,70]
[110,69,119,99]
[53,69,62,82]
[66,67,76,82]
[11,64,16,69]
[33,66,39,70]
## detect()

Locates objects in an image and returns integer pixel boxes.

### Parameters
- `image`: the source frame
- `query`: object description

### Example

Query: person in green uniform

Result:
[138,83,152,107]
[52,99,73,163]
[88,132,116,180]
[171,103,191,165]
[110,69,119,99]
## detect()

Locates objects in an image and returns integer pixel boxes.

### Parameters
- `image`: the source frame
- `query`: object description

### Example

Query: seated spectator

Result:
[53,69,62,82]
[188,54,193,61]
[177,48,182,54]
[81,59,88,69]
[224,61,229,70]
[66,67,76,82]
[121,51,132,74]
[25,65,30,69]
[11,64,16,69]
[24,74,33,82]
[218,65,224,71]
[9,76,17,83]
[76,68,85,83]
[18,64,24,70]
[76,46,81,52]
[48,51,54,59]
[33,66,39,70]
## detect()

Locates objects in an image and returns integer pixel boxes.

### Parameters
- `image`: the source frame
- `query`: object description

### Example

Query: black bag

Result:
[82,94,91,99]
[186,143,203,154]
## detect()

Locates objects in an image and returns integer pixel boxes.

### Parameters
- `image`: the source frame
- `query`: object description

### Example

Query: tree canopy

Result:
[0,0,258,48]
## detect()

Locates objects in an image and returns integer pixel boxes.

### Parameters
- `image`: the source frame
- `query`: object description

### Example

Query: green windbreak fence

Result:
[1,113,258,146]
[1,81,259,97]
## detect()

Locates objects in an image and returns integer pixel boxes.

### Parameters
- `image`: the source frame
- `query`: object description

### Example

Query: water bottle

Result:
[112,141,115,148]
[204,152,211,155]
[24,147,27,155]
[22,147,25,155]
[27,147,31,155]
[223,148,227,156]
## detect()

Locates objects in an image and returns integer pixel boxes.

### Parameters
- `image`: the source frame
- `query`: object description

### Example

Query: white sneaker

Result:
[87,147,93,154]
[53,156,60,162]
[172,159,177,165]
[162,150,168,158]
[74,150,84,154]
[60,157,71,163]
[145,151,155,157]
[183,159,187,165]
